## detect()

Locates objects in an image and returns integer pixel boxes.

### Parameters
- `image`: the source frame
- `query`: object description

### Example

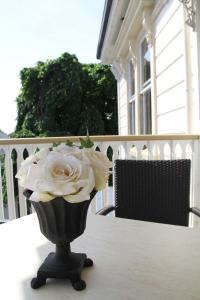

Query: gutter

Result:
[96,0,113,59]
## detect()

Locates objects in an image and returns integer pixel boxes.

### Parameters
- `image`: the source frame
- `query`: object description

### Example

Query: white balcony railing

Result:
[0,135,199,224]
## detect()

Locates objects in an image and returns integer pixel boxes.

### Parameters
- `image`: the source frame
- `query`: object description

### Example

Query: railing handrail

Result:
[0,134,199,145]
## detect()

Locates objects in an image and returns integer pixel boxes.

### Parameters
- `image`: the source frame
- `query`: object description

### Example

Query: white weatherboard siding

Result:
[156,55,185,96]
[118,76,128,135]
[155,30,184,76]
[155,1,186,134]
[157,108,186,134]
[157,81,185,116]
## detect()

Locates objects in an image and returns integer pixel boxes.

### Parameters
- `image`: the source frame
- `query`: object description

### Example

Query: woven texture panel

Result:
[114,159,191,226]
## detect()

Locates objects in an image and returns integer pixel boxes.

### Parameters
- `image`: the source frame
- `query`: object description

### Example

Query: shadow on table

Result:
[20,241,95,299]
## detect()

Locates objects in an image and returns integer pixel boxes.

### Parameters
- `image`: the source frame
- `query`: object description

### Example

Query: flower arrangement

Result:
[16,136,112,203]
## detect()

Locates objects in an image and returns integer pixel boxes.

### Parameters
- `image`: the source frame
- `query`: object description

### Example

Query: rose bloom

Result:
[82,148,112,190]
[16,150,95,203]
[16,148,50,187]
[55,144,82,160]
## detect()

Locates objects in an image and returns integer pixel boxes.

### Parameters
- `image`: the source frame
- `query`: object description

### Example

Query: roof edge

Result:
[96,0,113,60]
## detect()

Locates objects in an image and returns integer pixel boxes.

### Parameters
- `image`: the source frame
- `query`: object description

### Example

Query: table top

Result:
[0,214,200,300]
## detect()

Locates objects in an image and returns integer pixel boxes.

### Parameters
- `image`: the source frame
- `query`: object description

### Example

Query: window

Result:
[141,38,151,86]
[140,90,152,134]
[129,100,135,134]
[128,59,136,134]
[129,59,135,97]
[140,38,152,134]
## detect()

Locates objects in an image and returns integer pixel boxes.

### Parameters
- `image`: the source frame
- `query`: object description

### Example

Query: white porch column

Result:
[111,60,124,135]
[196,0,200,133]
[179,0,200,133]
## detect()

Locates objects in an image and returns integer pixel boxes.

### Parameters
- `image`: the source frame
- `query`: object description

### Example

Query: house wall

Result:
[154,0,187,134]
[154,0,199,134]
[107,0,199,135]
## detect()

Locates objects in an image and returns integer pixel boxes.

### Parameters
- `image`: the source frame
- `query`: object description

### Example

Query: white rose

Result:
[82,148,112,190]
[16,148,50,187]
[16,154,36,187]
[35,147,50,160]
[17,151,95,203]
[55,144,82,159]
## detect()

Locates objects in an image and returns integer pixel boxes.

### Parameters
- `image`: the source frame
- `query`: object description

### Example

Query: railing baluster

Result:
[0,154,4,220]
[136,142,145,160]
[4,146,16,220]
[16,146,28,217]
[192,140,200,208]
[102,142,110,208]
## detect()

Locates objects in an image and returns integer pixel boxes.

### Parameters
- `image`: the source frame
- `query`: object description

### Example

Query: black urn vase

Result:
[27,190,96,291]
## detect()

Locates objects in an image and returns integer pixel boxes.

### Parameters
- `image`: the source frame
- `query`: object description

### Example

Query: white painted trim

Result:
[137,33,153,135]
[135,47,140,135]
[100,0,119,63]
[117,80,121,134]
[183,10,193,134]
[150,36,157,134]
[127,55,136,100]
[195,0,200,133]
[152,0,170,21]
[127,53,136,135]
[113,1,144,59]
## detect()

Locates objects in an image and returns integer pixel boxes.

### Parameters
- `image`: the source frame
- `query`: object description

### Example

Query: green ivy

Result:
[13,52,118,138]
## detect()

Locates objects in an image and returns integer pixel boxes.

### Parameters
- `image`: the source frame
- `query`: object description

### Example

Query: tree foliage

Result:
[14,52,117,137]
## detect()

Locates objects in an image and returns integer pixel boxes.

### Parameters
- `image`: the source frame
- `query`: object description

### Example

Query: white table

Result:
[0,214,200,300]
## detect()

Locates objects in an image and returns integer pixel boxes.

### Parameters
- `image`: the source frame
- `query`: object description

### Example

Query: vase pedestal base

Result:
[31,246,93,291]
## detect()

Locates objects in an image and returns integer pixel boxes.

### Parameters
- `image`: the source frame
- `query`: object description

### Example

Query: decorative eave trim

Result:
[119,56,127,75]
[178,0,196,31]
[113,0,155,59]
[142,5,154,46]
[129,39,137,66]
[111,57,127,80]
[113,1,143,59]
[111,61,122,80]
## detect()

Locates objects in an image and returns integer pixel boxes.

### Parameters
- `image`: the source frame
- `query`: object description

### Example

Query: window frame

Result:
[139,36,152,135]
[128,57,136,134]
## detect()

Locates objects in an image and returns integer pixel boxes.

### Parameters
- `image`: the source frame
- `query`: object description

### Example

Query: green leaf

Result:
[14,52,117,138]
[79,136,94,149]
[53,142,60,147]
[66,139,74,146]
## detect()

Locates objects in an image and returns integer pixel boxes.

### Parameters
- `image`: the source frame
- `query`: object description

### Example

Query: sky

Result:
[0,0,105,134]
